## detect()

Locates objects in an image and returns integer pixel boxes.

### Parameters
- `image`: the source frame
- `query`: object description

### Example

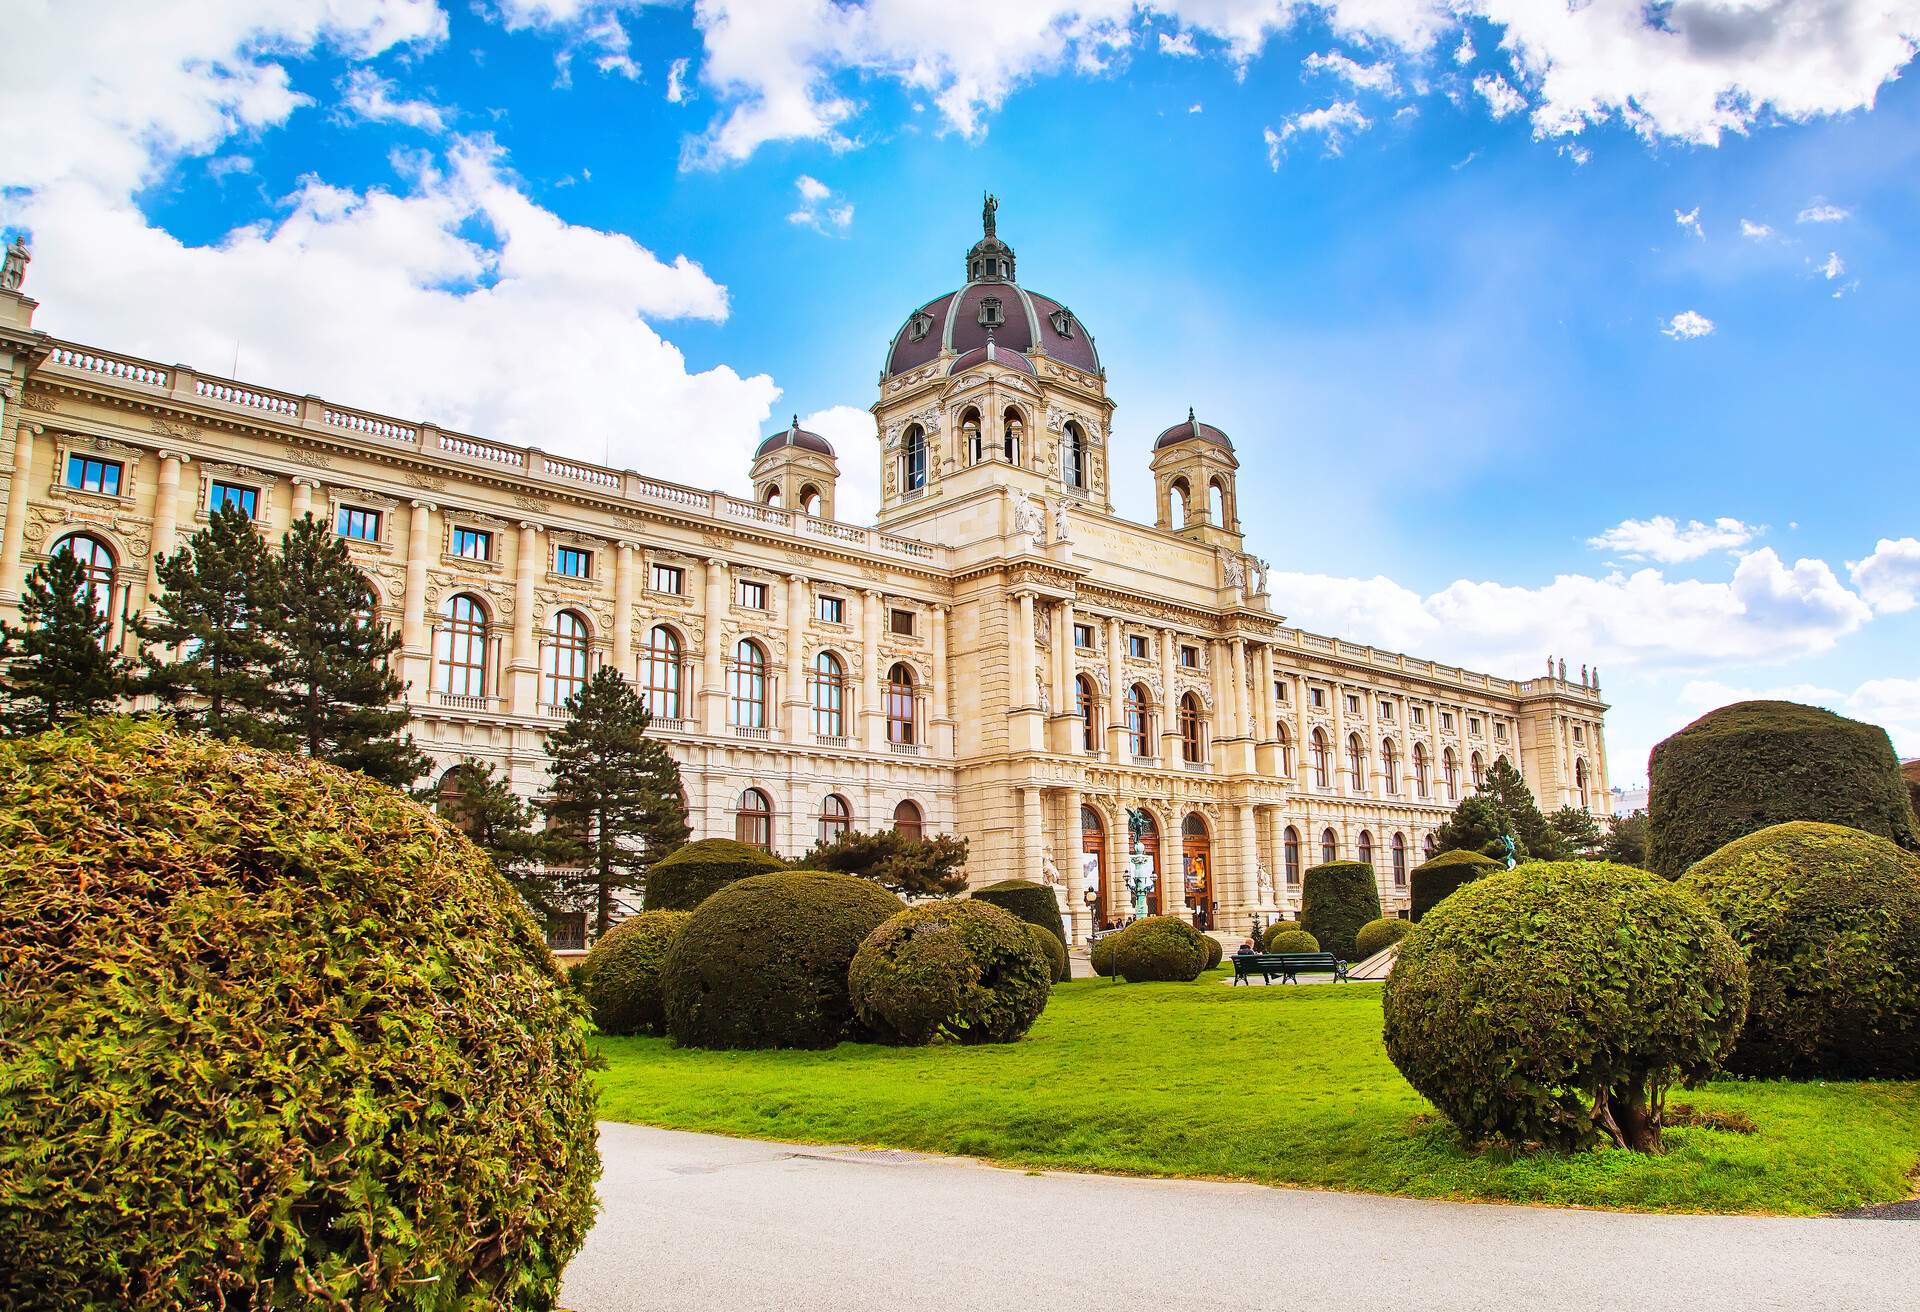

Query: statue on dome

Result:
[982,192,998,238]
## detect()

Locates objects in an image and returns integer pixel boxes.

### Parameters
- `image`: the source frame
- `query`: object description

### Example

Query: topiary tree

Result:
[1355,917,1411,958]
[643,837,785,911]
[1107,915,1210,983]
[849,901,1052,1045]
[1678,821,1920,1077]
[661,870,902,1049]
[0,718,599,1307]
[1648,700,1920,877]
[969,878,1068,956]
[1258,919,1303,950]
[1089,933,1120,978]
[581,909,691,1036]
[1383,861,1748,1154]
[1266,928,1319,953]
[1410,848,1503,922]
[1299,861,1382,960]
[1025,922,1071,983]
[1200,933,1223,970]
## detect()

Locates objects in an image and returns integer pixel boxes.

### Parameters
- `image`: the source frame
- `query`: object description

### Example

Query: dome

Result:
[755,416,834,460]
[947,341,1035,377]
[1154,408,1233,451]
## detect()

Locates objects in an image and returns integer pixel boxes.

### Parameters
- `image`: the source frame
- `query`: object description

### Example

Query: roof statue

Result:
[1,234,28,293]
[983,192,998,239]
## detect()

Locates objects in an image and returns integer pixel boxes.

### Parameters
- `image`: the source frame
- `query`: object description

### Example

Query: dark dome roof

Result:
[948,341,1035,377]
[755,416,834,459]
[1154,409,1233,451]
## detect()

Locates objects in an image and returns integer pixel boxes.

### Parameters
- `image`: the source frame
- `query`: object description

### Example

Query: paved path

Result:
[560,1123,1915,1312]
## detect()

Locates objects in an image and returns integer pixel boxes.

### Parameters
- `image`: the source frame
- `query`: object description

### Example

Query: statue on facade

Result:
[983,192,998,238]
[1036,669,1050,715]
[1040,846,1063,889]
[1559,657,1568,682]
[1248,555,1269,597]
[0,234,27,293]
[1256,861,1274,904]
[1222,553,1246,590]
[1013,492,1044,541]
[1051,497,1071,543]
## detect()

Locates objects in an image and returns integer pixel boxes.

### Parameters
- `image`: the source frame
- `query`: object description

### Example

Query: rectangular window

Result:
[1346,694,1361,715]
[451,527,492,561]
[1496,722,1508,742]
[1275,680,1289,703]
[1128,634,1150,660]
[1310,687,1326,709]
[1411,706,1425,727]
[1379,700,1394,721]
[335,506,382,541]
[1441,711,1454,731]
[210,481,259,519]
[554,546,592,578]
[890,608,916,637]
[1573,724,1584,743]
[1469,715,1483,735]
[650,563,684,595]
[65,454,123,496]
[817,595,845,625]
[738,580,769,610]
[1179,645,1199,669]
[1073,623,1094,650]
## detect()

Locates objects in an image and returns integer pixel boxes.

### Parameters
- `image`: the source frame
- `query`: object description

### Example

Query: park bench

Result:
[1231,951,1349,985]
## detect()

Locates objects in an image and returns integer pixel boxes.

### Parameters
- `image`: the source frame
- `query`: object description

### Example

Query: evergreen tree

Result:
[1548,804,1606,860]
[134,502,283,746]
[430,758,564,914]
[796,828,970,897]
[1434,792,1518,861]
[1603,808,1651,867]
[1476,757,1563,860]
[272,515,427,787]
[0,551,132,733]
[542,667,690,937]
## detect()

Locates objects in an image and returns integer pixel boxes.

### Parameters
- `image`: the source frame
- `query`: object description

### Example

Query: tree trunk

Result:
[1602,1076,1664,1154]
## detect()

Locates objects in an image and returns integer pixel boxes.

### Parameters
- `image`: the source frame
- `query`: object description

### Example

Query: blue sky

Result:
[7,1,1920,785]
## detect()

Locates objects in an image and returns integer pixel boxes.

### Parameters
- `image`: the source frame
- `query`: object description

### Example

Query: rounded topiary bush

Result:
[1410,848,1504,922]
[1648,700,1920,877]
[1108,915,1210,983]
[1266,929,1319,954]
[1259,919,1303,950]
[849,901,1051,1045]
[1201,933,1223,970]
[582,909,690,1036]
[661,870,901,1049]
[1383,861,1748,1153]
[1355,917,1411,958]
[0,719,599,1308]
[1089,933,1120,977]
[970,878,1068,956]
[1678,821,1920,1077]
[1026,922,1070,983]
[644,837,786,911]
[1300,861,1382,960]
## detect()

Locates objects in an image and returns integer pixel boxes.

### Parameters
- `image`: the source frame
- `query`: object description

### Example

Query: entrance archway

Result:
[1080,805,1109,930]
[1133,809,1162,918]
[1182,812,1213,930]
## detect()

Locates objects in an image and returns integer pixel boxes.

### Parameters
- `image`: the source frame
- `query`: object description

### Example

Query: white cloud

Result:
[1849,537,1920,614]
[1557,142,1590,165]
[1303,49,1398,94]
[337,68,449,132]
[1188,102,1204,113]
[1817,250,1846,279]
[1739,218,1773,239]
[491,0,642,81]
[1798,200,1852,223]
[1587,515,1760,563]
[666,55,691,103]
[1160,30,1198,57]
[1473,70,1526,119]
[1266,100,1372,163]
[1662,309,1715,339]
[1675,205,1703,238]
[787,174,853,233]
[1453,32,1475,66]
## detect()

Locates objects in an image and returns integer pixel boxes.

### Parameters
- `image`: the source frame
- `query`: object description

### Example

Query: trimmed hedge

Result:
[661,871,901,1049]
[970,878,1068,956]
[1383,861,1748,1152]
[1300,861,1382,960]
[1266,929,1319,953]
[1108,915,1211,983]
[1089,934,1120,977]
[849,901,1051,1045]
[1026,922,1070,983]
[1410,849,1503,922]
[0,719,599,1308]
[1355,917,1411,959]
[1678,821,1920,1077]
[644,837,785,911]
[1201,933,1223,970]
[1648,700,1920,877]
[1259,919,1304,951]
[582,910,690,1036]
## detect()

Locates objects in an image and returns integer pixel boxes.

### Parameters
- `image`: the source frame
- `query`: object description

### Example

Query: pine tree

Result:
[542,667,690,937]
[1434,792,1517,861]
[1603,808,1650,867]
[796,828,970,897]
[272,515,427,787]
[1548,804,1606,860]
[0,551,132,734]
[134,502,283,746]
[1476,757,1564,860]
[430,758,564,914]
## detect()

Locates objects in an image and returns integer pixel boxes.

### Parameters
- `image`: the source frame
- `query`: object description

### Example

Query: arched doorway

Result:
[1182,812,1213,929]
[1080,805,1108,930]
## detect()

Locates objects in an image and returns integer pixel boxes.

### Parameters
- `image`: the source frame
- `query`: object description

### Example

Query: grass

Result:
[594,974,1920,1216]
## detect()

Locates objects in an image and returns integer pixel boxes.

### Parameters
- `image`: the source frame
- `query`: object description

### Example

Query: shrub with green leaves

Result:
[0,719,599,1308]
[1265,929,1319,954]
[849,901,1051,1045]
[1200,933,1223,970]
[1383,861,1748,1153]
[970,878,1068,960]
[1678,821,1920,1077]
[1089,933,1120,977]
[661,870,901,1049]
[1410,848,1504,922]
[1648,700,1920,877]
[1355,917,1411,958]
[1108,915,1210,983]
[1259,919,1303,950]
[1025,922,1070,983]
[582,910,690,1036]
[643,837,785,911]
[1299,861,1382,960]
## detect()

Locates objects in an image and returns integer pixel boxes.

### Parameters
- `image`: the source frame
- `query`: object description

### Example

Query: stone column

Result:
[400,501,435,700]
[784,572,808,743]
[0,419,34,602]
[1013,590,1036,707]
[1234,802,1260,933]
[1158,628,1178,762]
[1051,598,1076,751]
[149,452,187,573]
[702,558,729,733]
[509,521,542,714]
[930,603,953,755]
[860,588,883,749]
[1332,682,1348,796]
[1020,784,1044,886]
[1230,637,1250,740]
[1061,785,1085,944]
[1105,615,1126,758]
[289,477,316,524]
[612,541,636,681]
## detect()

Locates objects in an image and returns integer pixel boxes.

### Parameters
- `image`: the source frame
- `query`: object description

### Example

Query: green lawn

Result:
[594,975,1920,1216]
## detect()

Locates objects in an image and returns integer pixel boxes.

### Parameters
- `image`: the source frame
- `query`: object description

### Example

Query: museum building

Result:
[0,207,1611,945]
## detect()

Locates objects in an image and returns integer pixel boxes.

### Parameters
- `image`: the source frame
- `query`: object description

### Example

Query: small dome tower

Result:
[750,416,839,520]
[1150,408,1241,548]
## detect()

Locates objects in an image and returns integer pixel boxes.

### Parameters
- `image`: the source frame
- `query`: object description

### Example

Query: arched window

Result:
[1347,733,1367,792]
[819,793,851,843]
[1076,674,1098,752]
[1125,683,1152,757]
[762,483,782,506]
[53,532,117,623]
[641,625,682,720]
[1423,833,1437,862]
[1576,758,1590,810]
[436,766,481,839]
[735,787,773,848]
[1357,830,1374,868]
[1207,478,1226,525]
[1002,407,1023,465]
[1311,728,1331,787]
[1443,747,1459,801]
[729,639,768,728]
[798,485,822,517]
[811,650,846,737]
[1178,692,1205,764]
[962,408,983,464]
[1392,832,1408,887]
[885,662,918,745]
[1063,421,1085,489]
[1382,738,1399,795]
[1283,826,1301,885]
[1471,751,1485,788]
[1169,477,1190,526]
[543,609,591,709]
[893,799,923,840]
[901,424,927,492]
[1321,827,1339,865]
[1413,743,1429,799]
[1276,721,1294,776]
[435,593,490,697]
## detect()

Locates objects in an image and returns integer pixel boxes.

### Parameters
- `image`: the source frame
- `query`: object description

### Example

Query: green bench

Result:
[1231,951,1349,985]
